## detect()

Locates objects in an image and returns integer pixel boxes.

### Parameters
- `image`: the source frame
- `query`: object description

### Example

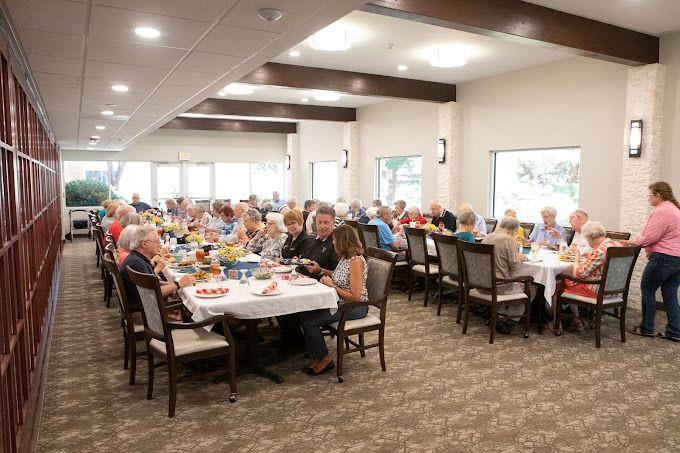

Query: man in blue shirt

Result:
[270,191,286,212]
[368,206,402,252]
[528,206,566,249]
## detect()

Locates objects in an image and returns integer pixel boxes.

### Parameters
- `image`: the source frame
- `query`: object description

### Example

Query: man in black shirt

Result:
[429,200,457,232]
[298,205,338,278]
[130,193,152,213]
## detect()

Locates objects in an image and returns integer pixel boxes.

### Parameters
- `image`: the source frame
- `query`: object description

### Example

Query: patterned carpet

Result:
[37,240,680,452]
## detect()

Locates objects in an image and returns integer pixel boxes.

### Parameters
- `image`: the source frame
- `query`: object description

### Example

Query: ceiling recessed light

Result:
[257,8,283,22]
[288,50,300,57]
[223,83,254,95]
[134,27,160,39]
[217,90,226,97]
[309,24,351,51]
[397,64,408,71]
[95,125,106,130]
[91,135,101,140]
[313,91,340,102]
[101,110,114,116]
[300,97,309,103]
[112,84,129,92]
[429,45,467,68]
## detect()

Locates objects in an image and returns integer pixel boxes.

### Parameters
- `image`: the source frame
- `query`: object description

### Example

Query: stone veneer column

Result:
[285,132,299,198]
[436,101,462,210]
[619,63,666,304]
[341,121,360,200]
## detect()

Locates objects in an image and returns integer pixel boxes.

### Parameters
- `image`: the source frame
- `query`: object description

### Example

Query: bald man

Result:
[458,202,487,235]
[430,200,457,232]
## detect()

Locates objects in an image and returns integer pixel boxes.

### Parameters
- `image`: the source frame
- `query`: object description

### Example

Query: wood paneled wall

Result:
[0,47,61,452]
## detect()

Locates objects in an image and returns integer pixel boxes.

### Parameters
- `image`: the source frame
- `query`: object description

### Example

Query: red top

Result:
[109,221,123,243]
[399,216,427,225]
[634,201,680,258]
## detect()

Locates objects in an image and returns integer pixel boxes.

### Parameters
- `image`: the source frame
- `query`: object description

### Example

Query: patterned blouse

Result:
[565,237,622,296]
[332,255,369,302]
[247,233,287,260]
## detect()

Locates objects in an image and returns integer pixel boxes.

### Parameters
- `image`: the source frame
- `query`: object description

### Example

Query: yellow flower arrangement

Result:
[185,233,203,244]
[151,216,164,226]
[216,246,245,264]
[163,223,181,234]
[141,211,155,221]
[422,223,439,233]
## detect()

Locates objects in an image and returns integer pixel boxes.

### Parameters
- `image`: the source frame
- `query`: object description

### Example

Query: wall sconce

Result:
[341,149,348,168]
[285,153,291,170]
[629,119,643,158]
[437,138,446,163]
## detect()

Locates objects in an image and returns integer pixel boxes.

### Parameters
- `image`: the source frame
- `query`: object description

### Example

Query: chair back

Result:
[404,227,427,265]
[102,255,136,332]
[484,218,498,234]
[344,219,359,234]
[104,242,117,261]
[458,241,496,292]
[606,230,631,241]
[128,268,168,342]
[563,226,575,245]
[599,246,641,296]
[357,223,379,251]
[432,233,460,278]
[365,247,397,302]
[520,222,535,239]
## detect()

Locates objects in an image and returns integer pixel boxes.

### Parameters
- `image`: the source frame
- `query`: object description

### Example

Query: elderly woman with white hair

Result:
[348,198,365,221]
[246,212,288,259]
[189,204,212,227]
[562,221,624,331]
[528,206,565,249]
[334,202,349,227]
[108,204,135,242]
[116,224,139,265]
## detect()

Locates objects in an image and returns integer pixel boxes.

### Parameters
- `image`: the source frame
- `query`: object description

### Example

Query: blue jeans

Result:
[301,305,368,359]
[640,253,680,336]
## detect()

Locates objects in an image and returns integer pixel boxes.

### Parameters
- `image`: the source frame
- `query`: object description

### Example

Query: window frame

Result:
[374,155,423,208]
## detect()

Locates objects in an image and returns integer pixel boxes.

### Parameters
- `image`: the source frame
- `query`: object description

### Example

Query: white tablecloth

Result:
[519,249,573,303]
[178,277,339,323]
[399,237,437,256]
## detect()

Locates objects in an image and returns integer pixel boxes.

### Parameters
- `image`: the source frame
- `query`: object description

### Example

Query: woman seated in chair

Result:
[301,225,369,375]
[455,210,478,243]
[561,221,622,331]
[246,212,288,259]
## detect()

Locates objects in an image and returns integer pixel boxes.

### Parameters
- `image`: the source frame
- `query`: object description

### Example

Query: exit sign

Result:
[178,152,191,161]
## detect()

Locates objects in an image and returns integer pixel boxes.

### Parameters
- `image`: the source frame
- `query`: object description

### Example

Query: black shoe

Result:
[496,320,516,335]
[307,360,334,376]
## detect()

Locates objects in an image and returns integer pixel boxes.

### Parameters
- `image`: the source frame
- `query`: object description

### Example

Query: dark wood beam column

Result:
[161,117,297,133]
[364,0,659,66]
[188,99,356,122]
[239,63,456,102]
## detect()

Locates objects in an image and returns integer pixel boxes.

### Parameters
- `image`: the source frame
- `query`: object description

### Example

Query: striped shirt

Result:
[634,201,680,258]
[566,238,622,296]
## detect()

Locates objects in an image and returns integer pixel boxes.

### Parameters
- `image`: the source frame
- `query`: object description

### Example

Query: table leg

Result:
[243,319,284,384]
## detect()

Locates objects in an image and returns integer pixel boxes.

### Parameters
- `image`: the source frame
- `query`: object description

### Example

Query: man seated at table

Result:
[302,199,317,228]
[430,200,457,232]
[568,209,591,253]
[270,191,286,212]
[120,224,195,313]
[130,193,152,213]
[224,202,249,242]
[237,209,265,246]
[206,205,234,234]
[299,205,339,279]
[481,217,529,334]
[528,206,566,249]
[504,209,525,243]
[369,206,402,253]
[458,202,487,236]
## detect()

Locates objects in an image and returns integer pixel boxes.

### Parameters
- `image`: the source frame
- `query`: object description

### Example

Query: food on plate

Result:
[300,258,312,265]
[196,287,228,295]
[558,255,575,262]
[252,267,273,280]
[192,270,213,281]
[261,282,278,295]
[177,260,195,267]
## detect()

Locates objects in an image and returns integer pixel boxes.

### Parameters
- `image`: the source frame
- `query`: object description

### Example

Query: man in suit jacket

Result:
[429,200,457,232]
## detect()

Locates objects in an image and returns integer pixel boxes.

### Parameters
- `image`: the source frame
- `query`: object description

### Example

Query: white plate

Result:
[274,266,293,273]
[250,288,282,296]
[195,291,229,298]
[289,278,316,286]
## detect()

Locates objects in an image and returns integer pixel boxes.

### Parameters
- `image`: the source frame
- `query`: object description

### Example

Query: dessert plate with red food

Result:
[195,287,229,298]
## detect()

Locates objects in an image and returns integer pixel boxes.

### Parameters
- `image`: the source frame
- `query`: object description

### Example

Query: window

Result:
[250,163,285,200]
[375,156,422,208]
[311,161,337,202]
[109,161,152,206]
[63,161,111,206]
[187,163,211,199]
[85,170,107,184]
[156,164,181,201]
[215,163,250,202]
[492,148,580,223]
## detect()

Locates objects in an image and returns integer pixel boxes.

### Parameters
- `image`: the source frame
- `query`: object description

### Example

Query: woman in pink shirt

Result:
[631,182,680,341]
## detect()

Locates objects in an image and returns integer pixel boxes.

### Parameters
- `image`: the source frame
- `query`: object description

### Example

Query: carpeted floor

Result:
[37,240,680,452]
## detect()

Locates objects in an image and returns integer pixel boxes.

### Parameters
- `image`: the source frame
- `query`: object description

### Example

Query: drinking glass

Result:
[530,242,539,259]
[190,241,199,251]
[169,237,177,251]
[196,249,205,263]
[210,258,221,279]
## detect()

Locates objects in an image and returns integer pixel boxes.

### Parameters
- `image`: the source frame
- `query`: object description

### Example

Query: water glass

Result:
[169,237,177,251]
[190,241,199,251]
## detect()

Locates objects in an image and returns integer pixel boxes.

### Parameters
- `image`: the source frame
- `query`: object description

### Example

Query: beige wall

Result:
[297,121,344,200]
[456,57,628,227]
[661,32,680,192]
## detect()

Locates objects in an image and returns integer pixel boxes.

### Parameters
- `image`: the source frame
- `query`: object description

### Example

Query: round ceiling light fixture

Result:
[95,125,106,130]
[258,8,283,22]
[300,97,309,103]
[313,90,340,102]
[222,83,254,95]
[429,45,467,68]
[397,64,408,71]
[309,24,351,51]
[101,110,114,116]
[112,84,129,92]
[134,27,160,39]
[288,50,300,57]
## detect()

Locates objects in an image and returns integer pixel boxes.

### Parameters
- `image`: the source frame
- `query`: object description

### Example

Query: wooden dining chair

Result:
[555,246,641,348]
[128,268,238,417]
[404,227,439,307]
[328,247,396,383]
[458,241,533,344]
[357,223,379,252]
[484,218,498,234]
[606,230,631,241]
[563,226,576,245]
[432,234,464,321]
[344,219,359,231]
[520,222,535,239]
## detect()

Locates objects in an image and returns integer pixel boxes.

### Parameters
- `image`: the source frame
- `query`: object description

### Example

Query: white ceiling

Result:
[6,0,367,151]
[524,0,680,36]
[271,10,571,85]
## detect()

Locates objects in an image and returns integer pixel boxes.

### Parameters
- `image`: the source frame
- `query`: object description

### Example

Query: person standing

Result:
[630,182,680,341]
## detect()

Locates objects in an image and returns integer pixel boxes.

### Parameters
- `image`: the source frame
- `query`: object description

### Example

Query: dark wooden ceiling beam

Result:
[188,99,356,122]
[364,0,659,66]
[161,117,296,134]
[239,63,456,102]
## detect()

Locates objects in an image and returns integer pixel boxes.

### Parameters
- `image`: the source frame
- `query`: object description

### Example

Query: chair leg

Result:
[554,300,562,336]
[462,295,471,334]
[129,339,137,385]
[436,277,443,316]
[146,350,154,400]
[523,300,530,338]
[407,270,413,301]
[227,349,237,403]
[359,333,366,358]
[455,287,463,324]
[123,333,129,370]
[379,327,386,372]
[336,334,345,383]
[168,357,177,417]
[619,305,627,343]
[595,308,603,348]
[423,275,429,307]
[489,305,497,344]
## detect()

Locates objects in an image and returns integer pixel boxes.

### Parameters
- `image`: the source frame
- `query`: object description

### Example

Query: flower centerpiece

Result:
[185,232,203,244]
[150,216,164,226]
[215,246,245,266]
[163,223,181,236]
[422,223,439,233]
